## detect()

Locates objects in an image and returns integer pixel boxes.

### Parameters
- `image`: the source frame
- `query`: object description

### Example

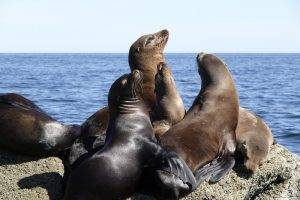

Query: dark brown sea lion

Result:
[152,62,185,138]
[159,53,239,183]
[0,93,80,157]
[129,29,169,110]
[81,106,109,137]
[0,93,45,113]
[236,107,274,172]
[60,107,109,192]
[64,70,199,200]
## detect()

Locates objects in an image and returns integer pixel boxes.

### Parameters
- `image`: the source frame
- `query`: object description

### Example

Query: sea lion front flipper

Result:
[193,158,222,184]
[154,150,197,199]
[194,153,235,184]
[209,154,235,183]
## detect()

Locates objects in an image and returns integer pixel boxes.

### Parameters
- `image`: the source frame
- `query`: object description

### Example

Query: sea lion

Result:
[64,70,199,200]
[235,107,274,172]
[129,29,169,110]
[152,62,185,138]
[0,93,45,113]
[81,106,109,137]
[159,53,239,183]
[60,107,109,192]
[0,93,81,157]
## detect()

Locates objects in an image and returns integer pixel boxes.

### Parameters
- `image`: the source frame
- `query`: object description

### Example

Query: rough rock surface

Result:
[0,144,299,200]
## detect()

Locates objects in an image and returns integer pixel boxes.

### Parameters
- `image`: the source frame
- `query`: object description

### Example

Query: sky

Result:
[0,0,299,53]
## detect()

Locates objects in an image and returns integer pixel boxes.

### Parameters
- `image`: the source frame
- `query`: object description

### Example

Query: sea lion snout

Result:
[157,62,167,72]
[196,52,207,63]
[145,29,169,47]
[159,29,169,38]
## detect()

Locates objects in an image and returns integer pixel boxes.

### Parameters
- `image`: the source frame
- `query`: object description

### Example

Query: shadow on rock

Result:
[232,157,253,179]
[18,172,63,200]
[0,149,40,166]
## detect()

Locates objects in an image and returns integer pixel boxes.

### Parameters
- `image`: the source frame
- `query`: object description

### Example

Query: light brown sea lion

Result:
[64,70,199,200]
[159,53,239,183]
[152,62,185,138]
[236,107,274,172]
[0,93,80,157]
[129,29,169,110]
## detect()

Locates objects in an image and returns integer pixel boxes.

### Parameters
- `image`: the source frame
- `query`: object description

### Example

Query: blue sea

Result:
[0,53,299,154]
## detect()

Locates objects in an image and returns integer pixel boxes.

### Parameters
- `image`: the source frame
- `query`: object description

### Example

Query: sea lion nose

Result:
[197,52,206,62]
[160,29,169,37]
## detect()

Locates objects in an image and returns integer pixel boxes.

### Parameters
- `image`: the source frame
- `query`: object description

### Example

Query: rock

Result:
[133,144,300,200]
[0,150,64,200]
[0,144,299,200]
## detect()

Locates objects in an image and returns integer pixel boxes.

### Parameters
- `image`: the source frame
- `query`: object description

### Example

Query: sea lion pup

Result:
[63,107,109,167]
[152,62,185,138]
[129,29,169,110]
[60,107,109,192]
[64,70,198,200]
[159,53,239,183]
[235,107,274,172]
[0,93,81,157]
[81,106,109,137]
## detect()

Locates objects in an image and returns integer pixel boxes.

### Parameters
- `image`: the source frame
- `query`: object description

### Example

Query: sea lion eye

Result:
[135,47,140,53]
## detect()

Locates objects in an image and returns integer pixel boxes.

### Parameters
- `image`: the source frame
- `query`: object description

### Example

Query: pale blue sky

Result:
[0,0,299,53]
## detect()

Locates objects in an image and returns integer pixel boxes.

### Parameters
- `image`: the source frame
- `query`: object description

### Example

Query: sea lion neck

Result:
[129,52,165,74]
[110,97,147,115]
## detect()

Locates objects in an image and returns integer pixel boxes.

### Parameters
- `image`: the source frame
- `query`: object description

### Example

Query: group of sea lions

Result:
[0,29,274,199]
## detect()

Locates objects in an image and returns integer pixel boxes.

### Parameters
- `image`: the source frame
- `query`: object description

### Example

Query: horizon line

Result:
[0,52,300,54]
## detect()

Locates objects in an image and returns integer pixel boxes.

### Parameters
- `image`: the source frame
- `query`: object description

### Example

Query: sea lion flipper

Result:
[194,153,235,184]
[193,156,225,184]
[209,154,235,183]
[154,150,197,198]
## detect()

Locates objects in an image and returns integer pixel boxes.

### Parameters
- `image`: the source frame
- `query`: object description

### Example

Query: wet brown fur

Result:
[153,62,185,138]
[236,107,274,172]
[159,53,239,172]
[128,29,169,110]
[0,93,80,156]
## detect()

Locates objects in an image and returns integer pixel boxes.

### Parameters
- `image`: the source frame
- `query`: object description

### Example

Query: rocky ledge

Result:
[0,144,299,200]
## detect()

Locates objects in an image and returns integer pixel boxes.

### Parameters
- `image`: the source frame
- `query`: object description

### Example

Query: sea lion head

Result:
[196,52,227,85]
[128,29,169,70]
[108,70,144,115]
[154,62,175,95]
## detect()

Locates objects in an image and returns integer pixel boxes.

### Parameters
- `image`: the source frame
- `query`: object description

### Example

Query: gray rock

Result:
[0,144,299,200]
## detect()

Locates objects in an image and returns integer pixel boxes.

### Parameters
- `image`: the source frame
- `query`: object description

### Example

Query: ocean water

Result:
[0,53,299,154]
